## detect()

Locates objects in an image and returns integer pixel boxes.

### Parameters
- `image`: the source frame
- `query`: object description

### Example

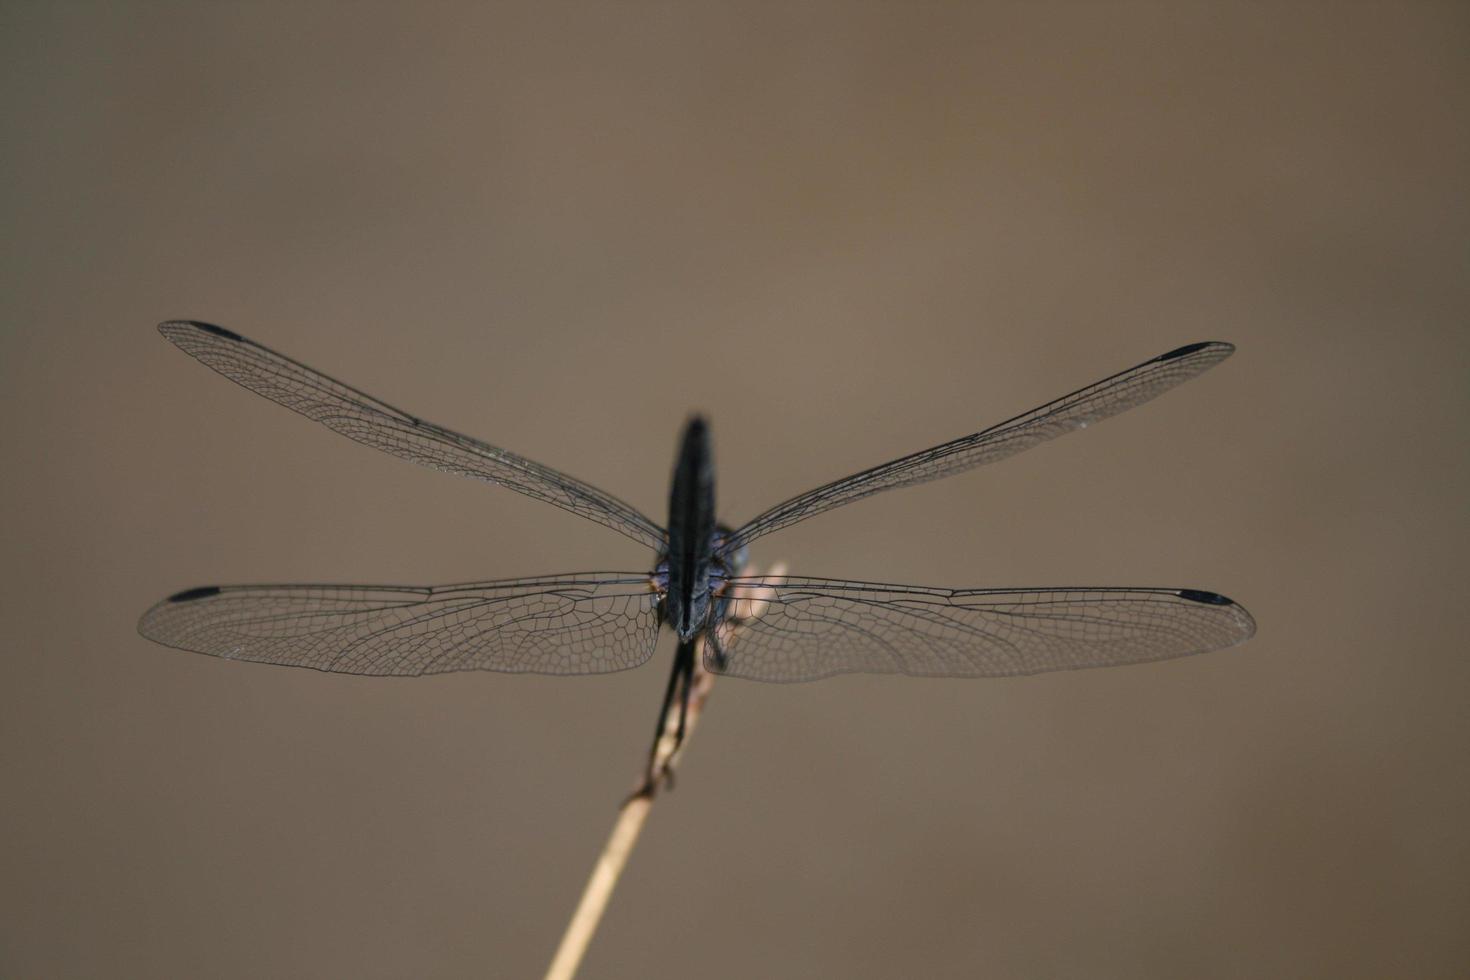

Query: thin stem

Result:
[542,562,785,980]
[541,649,714,980]
[542,792,652,980]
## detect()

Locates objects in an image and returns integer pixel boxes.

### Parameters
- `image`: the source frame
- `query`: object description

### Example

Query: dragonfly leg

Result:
[629,639,696,801]
[666,648,695,778]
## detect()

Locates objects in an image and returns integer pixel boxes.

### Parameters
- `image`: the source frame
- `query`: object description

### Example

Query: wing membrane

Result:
[139,574,661,676]
[711,576,1255,682]
[722,342,1233,554]
[159,321,667,550]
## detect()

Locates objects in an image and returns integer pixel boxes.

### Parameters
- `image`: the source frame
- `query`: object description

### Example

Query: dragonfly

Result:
[139,322,1255,794]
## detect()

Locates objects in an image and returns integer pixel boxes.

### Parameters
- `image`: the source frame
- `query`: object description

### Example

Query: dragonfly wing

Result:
[139,574,662,676]
[710,576,1255,683]
[723,342,1233,554]
[159,321,668,551]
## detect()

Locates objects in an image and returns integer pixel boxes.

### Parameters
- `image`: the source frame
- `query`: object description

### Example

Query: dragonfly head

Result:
[654,533,740,642]
[674,595,711,641]
[652,554,710,640]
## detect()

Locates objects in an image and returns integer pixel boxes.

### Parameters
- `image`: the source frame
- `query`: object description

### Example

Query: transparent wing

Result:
[138,574,662,676]
[159,321,668,551]
[722,342,1234,554]
[710,576,1255,683]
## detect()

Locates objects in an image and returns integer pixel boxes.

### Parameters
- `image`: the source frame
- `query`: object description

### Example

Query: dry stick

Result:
[543,563,785,980]
[541,646,714,980]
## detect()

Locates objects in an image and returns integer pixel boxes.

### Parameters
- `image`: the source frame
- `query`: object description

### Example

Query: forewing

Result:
[139,574,661,676]
[710,576,1255,682]
[722,342,1233,554]
[159,321,668,551]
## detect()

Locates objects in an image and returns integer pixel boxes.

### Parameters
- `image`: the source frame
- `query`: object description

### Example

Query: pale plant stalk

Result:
[543,562,785,980]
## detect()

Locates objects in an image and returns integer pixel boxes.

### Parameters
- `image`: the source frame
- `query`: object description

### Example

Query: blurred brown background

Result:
[2,3,1466,978]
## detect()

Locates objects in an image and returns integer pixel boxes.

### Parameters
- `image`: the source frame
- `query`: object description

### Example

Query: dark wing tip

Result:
[158,320,243,342]
[167,585,222,603]
[1156,341,1234,362]
[1177,588,1234,606]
